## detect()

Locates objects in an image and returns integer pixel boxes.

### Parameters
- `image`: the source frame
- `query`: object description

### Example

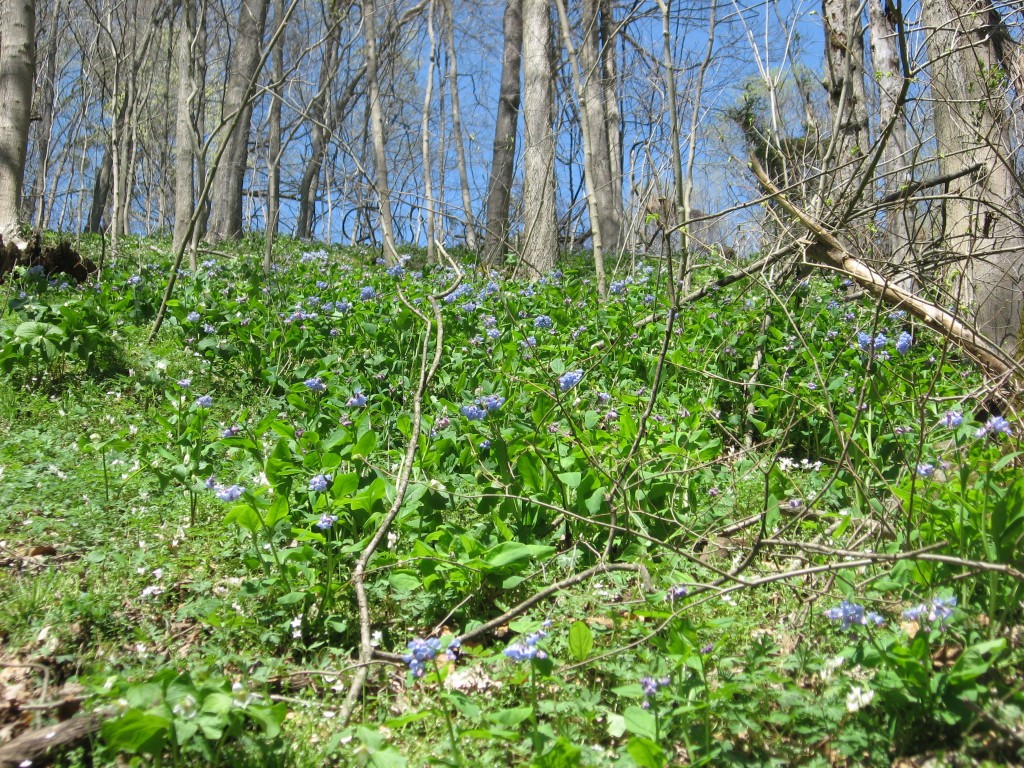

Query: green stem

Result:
[431,659,463,767]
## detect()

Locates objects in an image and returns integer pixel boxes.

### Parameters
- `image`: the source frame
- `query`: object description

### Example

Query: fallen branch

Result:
[0,710,112,768]
[749,155,1023,383]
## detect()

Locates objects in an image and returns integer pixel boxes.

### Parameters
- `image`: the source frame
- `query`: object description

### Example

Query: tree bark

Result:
[442,0,477,252]
[520,0,556,277]
[207,0,269,241]
[264,0,284,272]
[0,0,35,240]
[868,0,913,285]
[821,0,870,198]
[482,0,522,265]
[173,0,198,262]
[923,0,1024,354]
[363,0,398,262]
[29,0,56,229]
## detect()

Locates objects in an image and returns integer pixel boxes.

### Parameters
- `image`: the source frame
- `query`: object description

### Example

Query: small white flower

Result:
[820,655,844,681]
[845,685,875,712]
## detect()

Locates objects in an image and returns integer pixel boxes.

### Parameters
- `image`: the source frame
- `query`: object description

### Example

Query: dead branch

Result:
[749,155,1023,383]
[0,710,112,767]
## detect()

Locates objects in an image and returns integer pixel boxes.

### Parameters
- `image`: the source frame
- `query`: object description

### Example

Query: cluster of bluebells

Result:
[309,474,332,493]
[903,596,956,629]
[195,395,213,408]
[856,332,888,351]
[360,286,376,301]
[939,410,964,429]
[385,264,405,279]
[402,636,461,678]
[558,370,584,392]
[211,481,245,502]
[316,513,338,530]
[504,626,549,662]
[347,389,367,408]
[824,600,885,631]
[461,394,504,420]
[895,331,912,355]
[639,676,671,709]
[534,315,553,329]
[975,415,1013,439]
[304,377,326,392]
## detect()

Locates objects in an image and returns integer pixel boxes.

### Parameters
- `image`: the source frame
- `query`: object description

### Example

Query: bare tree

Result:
[442,0,476,252]
[520,0,556,277]
[363,0,399,262]
[0,0,36,240]
[922,0,1024,354]
[207,0,269,241]
[482,0,521,265]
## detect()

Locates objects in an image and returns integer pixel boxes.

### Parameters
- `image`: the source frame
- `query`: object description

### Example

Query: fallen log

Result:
[0,709,111,767]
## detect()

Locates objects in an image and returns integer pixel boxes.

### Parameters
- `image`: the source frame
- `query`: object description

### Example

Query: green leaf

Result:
[623,705,658,740]
[352,429,377,459]
[102,710,172,755]
[482,541,556,570]
[388,571,421,594]
[567,621,594,662]
[485,706,534,728]
[627,737,666,768]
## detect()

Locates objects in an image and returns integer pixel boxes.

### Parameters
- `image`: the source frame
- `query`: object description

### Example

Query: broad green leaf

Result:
[627,737,666,768]
[567,621,593,662]
[623,705,658,740]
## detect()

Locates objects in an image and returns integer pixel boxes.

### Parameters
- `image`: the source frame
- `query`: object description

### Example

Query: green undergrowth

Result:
[0,234,1021,767]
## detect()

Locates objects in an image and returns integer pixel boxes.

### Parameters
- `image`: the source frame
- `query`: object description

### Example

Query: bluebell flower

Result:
[127,275,142,286]
[486,328,500,340]
[360,286,376,301]
[534,315,553,329]
[558,370,584,392]
[896,331,912,355]
[222,425,241,438]
[916,463,934,478]
[186,311,201,323]
[482,315,497,328]
[202,323,216,334]
[504,628,548,662]
[386,264,405,278]
[857,332,888,351]
[205,475,217,490]
[480,439,491,451]
[939,410,964,429]
[215,484,245,502]
[610,280,627,295]
[480,394,505,412]
[521,336,537,349]
[975,415,1013,438]
[461,404,487,421]
[195,395,213,408]
[824,600,884,630]
[639,676,671,707]
[903,596,956,628]
[309,474,331,492]
[178,378,192,389]
[597,392,611,404]
[335,300,352,314]
[316,513,338,530]
[403,637,442,678]
[304,377,326,392]
[666,584,688,600]
[347,390,367,407]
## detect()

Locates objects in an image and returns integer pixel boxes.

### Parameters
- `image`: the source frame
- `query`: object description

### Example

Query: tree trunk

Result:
[923,0,1024,354]
[264,0,284,273]
[173,0,198,262]
[420,0,437,262]
[295,18,343,240]
[207,0,269,241]
[599,0,622,249]
[0,0,35,240]
[579,0,618,256]
[363,0,398,262]
[821,0,869,198]
[29,0,56,229]
[520,0,556,277]
[442,0,477,252]
[482,0,522,265]
[868,0,913,285]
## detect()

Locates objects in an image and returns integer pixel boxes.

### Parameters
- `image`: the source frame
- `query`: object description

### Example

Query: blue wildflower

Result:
[896,331,912,355]
[360,286,376,301]
[480,394,505,412]
[504,628,548,663]
[316,513,338,530]
[461,404,487,421]
[347,390,367,407]
[824,600,884,630]
[195,395,213,408]
[403,637,442,678]
[916,463,934,478]
[386,264,405,278]
[558,370,584,392]
[304,377,326,392]
[939,410,963,428]
[186,311,201,323]
[309,474,331,492]
[975,415,1013,439]
[534,315,553,329]
[903,596,956,628]
[215,484,245,502]
[486,328,500,340]
[177,378,192,389]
